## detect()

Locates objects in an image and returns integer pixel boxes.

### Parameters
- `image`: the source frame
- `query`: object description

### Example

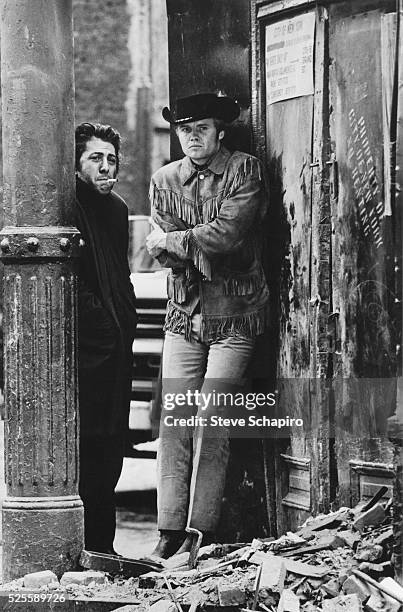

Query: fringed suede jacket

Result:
[149,146,269,342]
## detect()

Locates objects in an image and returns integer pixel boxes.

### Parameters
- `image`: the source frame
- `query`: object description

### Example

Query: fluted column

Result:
[0,0,83,579]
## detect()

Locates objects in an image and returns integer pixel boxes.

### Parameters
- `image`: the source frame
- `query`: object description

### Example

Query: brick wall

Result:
[73,0,136,210]
[73,0,169,213]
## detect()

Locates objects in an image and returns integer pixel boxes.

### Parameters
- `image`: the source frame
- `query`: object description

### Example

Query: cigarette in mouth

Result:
[106,178,118,183]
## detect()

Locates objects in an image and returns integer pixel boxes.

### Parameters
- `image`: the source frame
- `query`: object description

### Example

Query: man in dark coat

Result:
[75,122,137,553]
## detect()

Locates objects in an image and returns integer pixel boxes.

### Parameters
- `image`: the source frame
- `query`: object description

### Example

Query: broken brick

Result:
[217,582,246,606]
[60,570,106,587]
[260,556,286,593]
[23,570,58,588]
[355,543,383,562]
[353,504,386,533]
[278,588,300,611]
[342,575,371,601]
[322,593,362,612]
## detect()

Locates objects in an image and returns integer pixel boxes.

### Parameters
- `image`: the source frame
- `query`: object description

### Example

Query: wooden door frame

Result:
[252,0,401,532]
[251,0,333,531]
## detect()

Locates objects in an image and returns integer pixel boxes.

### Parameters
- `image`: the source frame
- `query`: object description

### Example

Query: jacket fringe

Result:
[224,156,262,200]
[164,301,193,341]
[223,270,264,296]
[167,273,187,304]
[164,301,269,343]
[202,196,222,223]
[183,231,212,280]
[150,184,196,226]
[200,302,269,342]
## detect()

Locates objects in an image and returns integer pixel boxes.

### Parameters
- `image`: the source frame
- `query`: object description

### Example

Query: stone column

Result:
[0,0,83,580]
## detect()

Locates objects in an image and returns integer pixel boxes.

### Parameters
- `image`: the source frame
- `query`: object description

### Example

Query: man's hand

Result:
[146,226,167,257]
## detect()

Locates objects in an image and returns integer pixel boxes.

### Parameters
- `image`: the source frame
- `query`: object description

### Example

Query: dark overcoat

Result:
[75,179,137,438]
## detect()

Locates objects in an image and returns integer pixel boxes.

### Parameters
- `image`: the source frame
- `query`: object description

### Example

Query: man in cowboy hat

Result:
[146,93,269,558]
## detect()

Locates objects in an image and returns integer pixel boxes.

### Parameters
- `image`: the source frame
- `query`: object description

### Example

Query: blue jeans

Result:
[157,318,255,532]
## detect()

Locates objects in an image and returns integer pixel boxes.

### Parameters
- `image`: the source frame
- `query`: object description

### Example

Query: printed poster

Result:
[265,12,316,105]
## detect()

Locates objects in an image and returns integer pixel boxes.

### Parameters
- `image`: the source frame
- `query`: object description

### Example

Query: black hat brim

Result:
[162,95,240,125]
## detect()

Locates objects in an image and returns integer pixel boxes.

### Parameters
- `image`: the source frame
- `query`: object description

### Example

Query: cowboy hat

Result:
[162,93,240,125]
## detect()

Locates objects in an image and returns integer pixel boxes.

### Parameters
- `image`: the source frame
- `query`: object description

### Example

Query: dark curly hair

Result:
[75,122,121,172]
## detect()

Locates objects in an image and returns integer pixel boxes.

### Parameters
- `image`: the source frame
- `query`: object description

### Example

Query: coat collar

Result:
[180,146,231,185]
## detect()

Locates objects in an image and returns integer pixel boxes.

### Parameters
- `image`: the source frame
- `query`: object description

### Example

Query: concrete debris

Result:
[322,593,362,611]
[352,503,386,534]
[377,577,403,600]
[217,581,246,606]
[148,599,177,612]
[1,490,401,611]
[357,562,387,578]
[138,571,165,589]
[366,591,401,612]
[372,528,393,547]
[23,570,58,588]
[60,570,106,586]
[251,537,265,550]
[365,576,403,611]
[278,588,300,611]
[322,578,340,597]
[342,575,371,601]
[307,511,349,532]
[260,556,287,593]
[283,558,329,578]
[364,576,403,611]
[337,530,361,549]
[355,543,384,562]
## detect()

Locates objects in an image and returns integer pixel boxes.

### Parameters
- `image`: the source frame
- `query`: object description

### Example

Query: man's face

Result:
[77,137,117,195]
[176,118,224,165]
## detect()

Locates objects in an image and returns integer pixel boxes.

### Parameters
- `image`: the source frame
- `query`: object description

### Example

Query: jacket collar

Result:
[180,146,231,185]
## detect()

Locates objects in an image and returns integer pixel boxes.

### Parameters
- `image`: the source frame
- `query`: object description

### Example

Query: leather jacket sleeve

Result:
[165,157,262,279]
[151,208,188,269]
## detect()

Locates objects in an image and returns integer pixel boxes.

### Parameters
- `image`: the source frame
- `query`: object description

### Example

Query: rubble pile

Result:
[1,492,402,611]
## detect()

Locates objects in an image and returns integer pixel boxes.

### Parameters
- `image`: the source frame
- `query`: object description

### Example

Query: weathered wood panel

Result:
[309,8,332,513]
[390,0,403,585]
[266,90,313,532]
[263,6,328,530]
[328,2,396,505]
